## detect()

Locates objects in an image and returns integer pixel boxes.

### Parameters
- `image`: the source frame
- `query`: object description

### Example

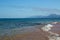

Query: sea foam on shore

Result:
[41,22,60,40]
[0,22,60,40]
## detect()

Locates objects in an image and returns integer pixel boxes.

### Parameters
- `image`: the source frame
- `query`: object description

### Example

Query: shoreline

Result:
[41,22,60,40]
[0,22,60,40]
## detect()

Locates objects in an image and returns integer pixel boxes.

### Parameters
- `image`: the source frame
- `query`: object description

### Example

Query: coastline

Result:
[0,22,60,40]
[41,22,60,40]
[0,23,48,40]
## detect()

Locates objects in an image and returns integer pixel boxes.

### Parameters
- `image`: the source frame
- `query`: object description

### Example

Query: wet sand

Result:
[0,24,49,40]
[0,29,49,40]
[0,22,60,40]
[50,22,60,34]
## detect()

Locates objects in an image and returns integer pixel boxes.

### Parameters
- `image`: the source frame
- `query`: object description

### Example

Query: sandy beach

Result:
[0,22,60,40]
[0,24,49,40]
[0,29,49,40]
[50,22,60,34]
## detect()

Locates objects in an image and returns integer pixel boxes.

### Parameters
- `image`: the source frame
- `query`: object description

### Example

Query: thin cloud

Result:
[32,8,60,13]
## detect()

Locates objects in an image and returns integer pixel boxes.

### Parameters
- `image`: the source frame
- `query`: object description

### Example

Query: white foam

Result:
[42,24,53,31]
[52,22,58,24]
[45,24,53,28]
[41,22,60,40]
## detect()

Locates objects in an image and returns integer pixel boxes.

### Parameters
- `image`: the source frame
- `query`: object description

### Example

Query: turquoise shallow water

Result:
[0,18,60,36]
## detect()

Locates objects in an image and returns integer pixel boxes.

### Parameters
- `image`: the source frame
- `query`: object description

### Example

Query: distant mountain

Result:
[29,14,60,18]
[47,14,60,18]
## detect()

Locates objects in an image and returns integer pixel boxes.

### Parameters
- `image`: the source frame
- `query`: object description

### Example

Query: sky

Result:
[0,0,60,18]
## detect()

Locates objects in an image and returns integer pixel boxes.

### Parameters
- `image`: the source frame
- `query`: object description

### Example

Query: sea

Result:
[0,18,60,36]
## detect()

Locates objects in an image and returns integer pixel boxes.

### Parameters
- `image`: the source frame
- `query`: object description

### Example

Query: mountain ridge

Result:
[29,14,60,18]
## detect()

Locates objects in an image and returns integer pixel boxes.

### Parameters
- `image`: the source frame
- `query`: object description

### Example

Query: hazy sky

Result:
[0,0,60,18]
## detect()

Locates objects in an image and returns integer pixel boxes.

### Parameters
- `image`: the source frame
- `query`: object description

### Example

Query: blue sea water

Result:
[0,18,60,36]
[0,18,60,29]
